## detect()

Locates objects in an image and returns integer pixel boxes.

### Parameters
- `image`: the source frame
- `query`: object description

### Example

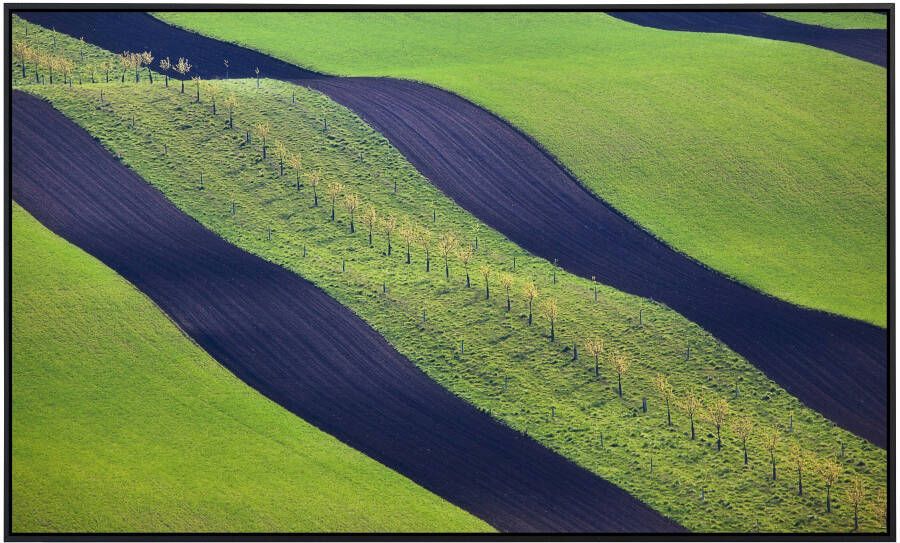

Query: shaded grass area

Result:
[12,18,887,533]
[155,11,887,327]
[11,202,491,533]
[767,12,888,30]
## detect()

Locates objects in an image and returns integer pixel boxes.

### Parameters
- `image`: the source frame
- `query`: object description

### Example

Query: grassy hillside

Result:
[11,202,491,533]
[767,12,887,29]
[156,11,887,327]
[12,19,886,533]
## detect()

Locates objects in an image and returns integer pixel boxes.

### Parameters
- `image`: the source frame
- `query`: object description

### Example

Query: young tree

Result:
[255,121,271,159]
[141,51,154,83]
[130,52,142,82]
[287,153,303,189]
[274,140,288,176]
[119,51,130,83]
[12,40,27,79]
[399,224,416,264]
[818,459,842,513]
[223,93,237,129]
[192,75,202,102]
[255,66,261,87]
[223,58,230,79]
[437,233,458,279]
[541,298,559,341]
[174,57,191,93]
[732,416,753,465]
[100,58,111,84]
[418,228,432,272]
[523,282,539,325]
[654,374,673,426]
[611,353,629,398]
[361,206,377,247]
[458,246,474,287]
[500,272,513,311]
[344,193,360,233]
[789,443,806,496]
[763,428,779,481]
[706,398,729,451]
[206,81,221,115]
[159,56,170,87]
[678,391,703,440]
[382,215,397,255]
[306,170,321,207]
[326,182,344,221]
[480,266,491,299]
[846,477,865,532]
[586,338,605,379]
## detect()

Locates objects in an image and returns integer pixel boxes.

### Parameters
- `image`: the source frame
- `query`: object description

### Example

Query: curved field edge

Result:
[766,12,887,30]
[154,11,887,328]
[10,203,491,534]
[11,19,887,533]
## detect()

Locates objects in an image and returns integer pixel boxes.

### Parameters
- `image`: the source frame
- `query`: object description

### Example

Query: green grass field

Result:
[11,202,490,533]
[767,12,887,29]
[156,11,887,328]
[12,19,886,533]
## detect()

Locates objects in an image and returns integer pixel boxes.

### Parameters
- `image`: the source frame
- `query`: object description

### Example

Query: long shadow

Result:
[16,11,888,448]
[607,11,887,67]
[11,91,683,533]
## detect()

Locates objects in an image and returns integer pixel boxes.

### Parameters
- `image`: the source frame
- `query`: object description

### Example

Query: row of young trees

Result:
[13,40,78,85]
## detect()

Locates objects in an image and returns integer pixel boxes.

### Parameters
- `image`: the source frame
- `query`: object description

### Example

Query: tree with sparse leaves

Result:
[732,416,753,465]
[192,75,202,102]
[706,398,729,451]
[541,298,559,341]
[141,51,154,84]
[159,57,170,87]
[382,216,397,256]
[523,282,538,325]
[437,233,458,279]
[206,81,221,115]
[846,477,865,532]
[326,182,344,221]
[287,153,303,189]
[586,338,604,379]
[818,459,842,513]
[174,57,191,93]
[500,272,513,311]
[274,140,288,176]
[480,266,491,299]
[678,390,702,440]
[458,246,474,287]
[306,170,321,207]
[362,206,377,247]
[223,93,237,129]
[255,121,271,160]
[344,193,360,233]
[399,224,416,264]
[419,228,433,272]
[611,353,629,398]
[789,443,806,496]
[654,374,673,426]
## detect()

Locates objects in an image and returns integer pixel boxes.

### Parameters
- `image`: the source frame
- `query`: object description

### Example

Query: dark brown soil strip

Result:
[11,91,683,533]
[607,11,886,67]
[16,11,887,449]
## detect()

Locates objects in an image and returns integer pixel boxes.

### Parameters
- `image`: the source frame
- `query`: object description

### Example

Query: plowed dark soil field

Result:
[17,10,887,449]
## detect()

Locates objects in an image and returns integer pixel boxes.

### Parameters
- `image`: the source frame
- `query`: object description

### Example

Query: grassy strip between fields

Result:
[12,18,887,533]
[153,11,887,328]
[11,202,491,533]
[766,12,888,30]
